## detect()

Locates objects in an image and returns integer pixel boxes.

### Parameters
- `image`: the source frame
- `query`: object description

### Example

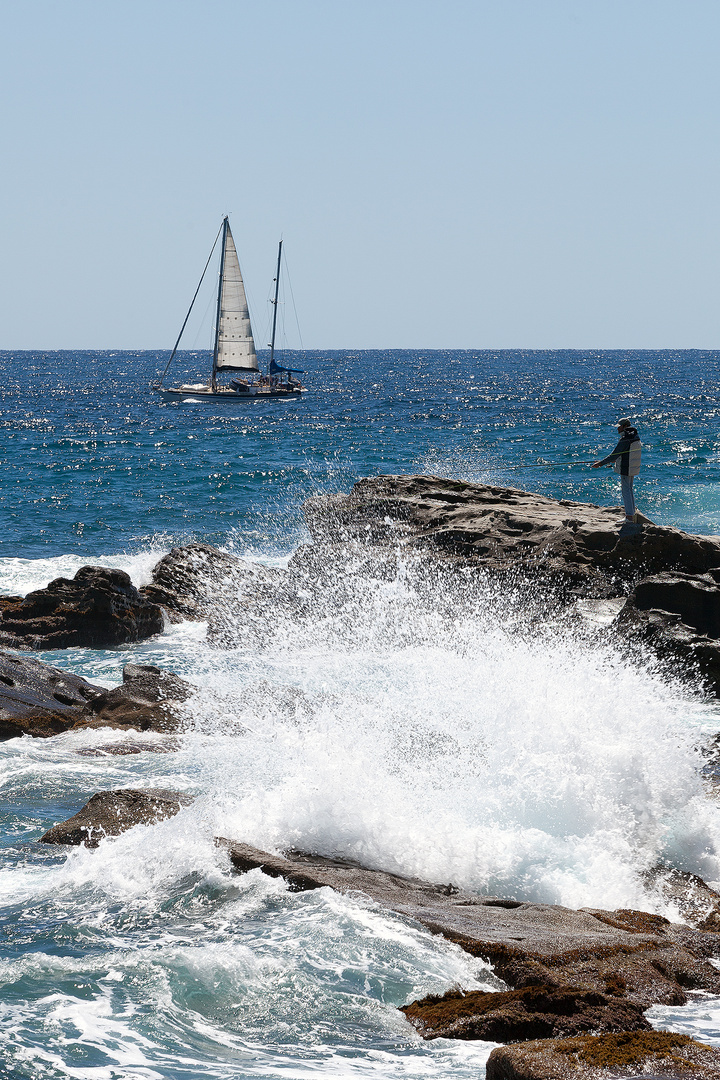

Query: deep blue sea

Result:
[1,349,720,1079]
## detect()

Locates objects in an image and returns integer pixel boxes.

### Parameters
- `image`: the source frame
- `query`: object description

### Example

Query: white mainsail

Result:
[215,225,258,371]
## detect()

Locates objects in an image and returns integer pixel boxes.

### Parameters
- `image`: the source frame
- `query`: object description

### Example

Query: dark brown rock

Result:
[0,650,101,739]
[39,788,193,847]
[0,566,164,649]
[616,574,720,693]
[303,476,720,598]
[632,572,720,638]
[485,1032,720,1079]
[72,664,193,734]
[401,984,650,1042]
[141,543,275,620]
[218,843,720,1009]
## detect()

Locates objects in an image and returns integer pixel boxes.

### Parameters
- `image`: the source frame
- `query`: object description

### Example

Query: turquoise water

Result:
[1,349,720,1078]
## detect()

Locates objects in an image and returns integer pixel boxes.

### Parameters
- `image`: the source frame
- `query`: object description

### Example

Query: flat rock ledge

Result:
[217,842,720,1011]
[0,566,163,650]
[485,1032,720,1079]
[40,788,193,847]
[303,475,720,595]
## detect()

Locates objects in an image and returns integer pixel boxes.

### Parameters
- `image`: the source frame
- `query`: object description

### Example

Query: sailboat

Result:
[155,217,305,399]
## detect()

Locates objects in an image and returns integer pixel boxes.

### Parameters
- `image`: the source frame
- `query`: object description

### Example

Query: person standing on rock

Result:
[591,418,642,523]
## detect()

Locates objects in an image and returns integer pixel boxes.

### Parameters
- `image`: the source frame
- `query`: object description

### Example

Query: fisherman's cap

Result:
[616,418,632,428]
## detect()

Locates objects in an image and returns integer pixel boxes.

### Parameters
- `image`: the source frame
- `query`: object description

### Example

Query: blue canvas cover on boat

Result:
[270,357,305,375]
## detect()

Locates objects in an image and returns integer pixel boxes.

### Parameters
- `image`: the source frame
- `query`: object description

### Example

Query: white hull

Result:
[156,384,303,401]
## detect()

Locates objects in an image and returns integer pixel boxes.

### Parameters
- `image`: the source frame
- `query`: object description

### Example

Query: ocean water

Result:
[1,348,720,1078]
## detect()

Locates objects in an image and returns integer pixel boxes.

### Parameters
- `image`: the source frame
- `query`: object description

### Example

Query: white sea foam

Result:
[647,992,720,1044]
[165,560,720,912]
[0,548,169,597]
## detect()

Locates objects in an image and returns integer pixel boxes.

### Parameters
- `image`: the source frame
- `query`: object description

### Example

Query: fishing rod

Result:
[502,460,712,470]
[502,460,599,469]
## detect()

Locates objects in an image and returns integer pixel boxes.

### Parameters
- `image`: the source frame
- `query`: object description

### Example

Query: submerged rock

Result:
[218,842,720,1010]
[0,566,164,650]
[0,650,101,739]
[75,739,180,756]
[39,788,193,847]
[485,1032,720,1079]
[72,663,193,734]
[400,984,650,1042]
[142,542,276,620]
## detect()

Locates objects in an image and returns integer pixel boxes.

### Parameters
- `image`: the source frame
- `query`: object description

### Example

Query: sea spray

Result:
[163,552,720,912]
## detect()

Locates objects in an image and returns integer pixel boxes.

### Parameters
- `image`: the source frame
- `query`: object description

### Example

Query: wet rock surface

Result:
[0,654,194,739]
[400,984,650,1042]
[0,566,164,650]
[141,542,276,620]
[642,866,720,932]
[72,663,193,734]
[40,788,193,847]
[75,739,180,757]
[485,1032,720,1079]
[616,572,720,693]
[218,843,720,1010]
[0,650,101,739]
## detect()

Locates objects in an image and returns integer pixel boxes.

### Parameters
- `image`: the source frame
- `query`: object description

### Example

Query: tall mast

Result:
[211,216,229,391]
[268,239,282,376]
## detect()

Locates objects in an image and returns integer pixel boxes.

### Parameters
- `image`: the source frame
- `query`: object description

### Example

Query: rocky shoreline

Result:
[4,475,720,1077]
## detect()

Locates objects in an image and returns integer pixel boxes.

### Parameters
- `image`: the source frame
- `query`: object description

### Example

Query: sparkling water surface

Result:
[1,349,720,1078]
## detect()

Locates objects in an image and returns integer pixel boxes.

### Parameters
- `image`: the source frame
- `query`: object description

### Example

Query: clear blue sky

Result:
[1,0,719,349]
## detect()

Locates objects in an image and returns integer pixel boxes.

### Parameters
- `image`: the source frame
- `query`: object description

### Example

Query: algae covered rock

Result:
[485,1031,720,1079]
[400,984,650,1042]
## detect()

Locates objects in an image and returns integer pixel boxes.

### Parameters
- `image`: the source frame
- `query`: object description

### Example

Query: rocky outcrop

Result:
[141,543,275,620]
[217,842,720,1009]
[0,567,164,650]
[400,985,649,1042]
[0,650,101,739]
[0,653,193,739]
[485,1032,720,1079]
[72,663,193,734]
[39,788,193,847]
[303,476,720,599]
[616,571,720,692]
